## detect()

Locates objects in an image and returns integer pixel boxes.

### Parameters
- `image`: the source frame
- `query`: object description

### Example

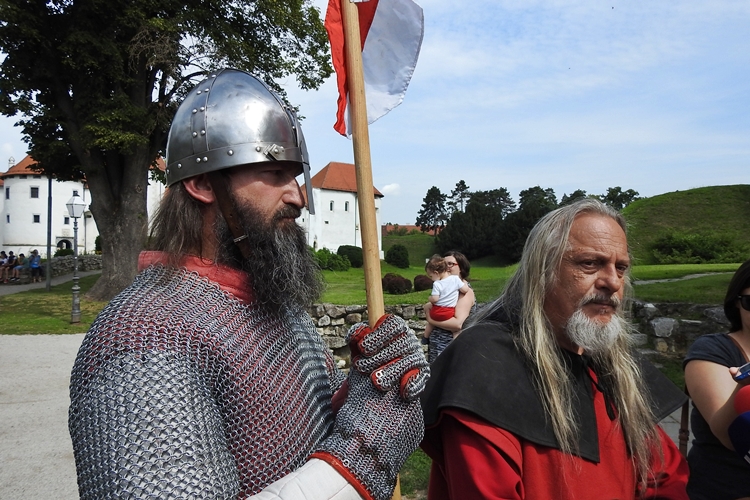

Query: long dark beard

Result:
[214,198,325,313]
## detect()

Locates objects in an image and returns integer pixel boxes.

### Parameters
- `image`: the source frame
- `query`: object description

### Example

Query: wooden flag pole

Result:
[340,0,385,326]
[340,1,401,499]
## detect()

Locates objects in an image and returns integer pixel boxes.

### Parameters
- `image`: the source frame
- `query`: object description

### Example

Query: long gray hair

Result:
[471,198,660,489]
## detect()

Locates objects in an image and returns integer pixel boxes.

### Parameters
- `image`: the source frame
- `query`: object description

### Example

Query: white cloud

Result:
[380,183,401,196]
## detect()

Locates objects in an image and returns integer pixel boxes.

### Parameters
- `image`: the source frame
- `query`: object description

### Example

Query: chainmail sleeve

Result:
[69,265,338,499]
[69,351,239,499]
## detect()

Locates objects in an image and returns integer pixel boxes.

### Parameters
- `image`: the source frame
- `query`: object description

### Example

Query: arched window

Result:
[345,201,349,212]
[329,201,334,211]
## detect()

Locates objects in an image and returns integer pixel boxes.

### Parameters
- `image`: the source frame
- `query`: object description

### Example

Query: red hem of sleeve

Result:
[309,452,375,500]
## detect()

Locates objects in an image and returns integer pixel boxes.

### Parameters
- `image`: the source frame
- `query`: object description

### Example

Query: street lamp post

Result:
[66,195,86,324]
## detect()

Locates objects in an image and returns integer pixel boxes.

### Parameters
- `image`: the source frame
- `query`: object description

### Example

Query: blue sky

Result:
[2,0,748,224]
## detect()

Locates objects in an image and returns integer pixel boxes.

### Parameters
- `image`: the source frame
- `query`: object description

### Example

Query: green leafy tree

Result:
[436,202,495,260]
[560,189,588,206]
[415,186,447,238]
[600,187,640,210]
[437,189,515,260]
[469,188,516,217]
[495,186,557,262]
[447,180,471,213]
[0,0,331,300]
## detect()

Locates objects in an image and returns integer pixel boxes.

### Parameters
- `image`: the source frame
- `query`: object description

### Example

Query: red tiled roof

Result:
[0,155,166,179]
[0,155,40,179]
[300,161,384,209]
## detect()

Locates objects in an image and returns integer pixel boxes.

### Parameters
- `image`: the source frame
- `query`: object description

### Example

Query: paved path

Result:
[0,334,83,499]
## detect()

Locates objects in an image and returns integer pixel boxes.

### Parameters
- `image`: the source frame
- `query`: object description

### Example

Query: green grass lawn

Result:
[321,261,517,305]
[632,273,734,304]
[630,262,740,281]
[0,275,106,334]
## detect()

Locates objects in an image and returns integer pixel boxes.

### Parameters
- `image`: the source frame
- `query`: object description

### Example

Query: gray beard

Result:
[214,198,324,313]
[565,308,626,357]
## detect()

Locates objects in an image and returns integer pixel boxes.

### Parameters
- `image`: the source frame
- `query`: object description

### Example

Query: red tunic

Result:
[422,381,689,500]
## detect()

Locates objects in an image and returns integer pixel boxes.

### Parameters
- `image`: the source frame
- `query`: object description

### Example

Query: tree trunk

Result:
[84,154,150,302]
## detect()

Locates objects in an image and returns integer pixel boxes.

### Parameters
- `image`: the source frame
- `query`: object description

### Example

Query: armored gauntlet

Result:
[312,315,429,500]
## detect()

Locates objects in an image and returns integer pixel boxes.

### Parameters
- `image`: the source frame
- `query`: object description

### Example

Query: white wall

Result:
[2,174,167,260]
[299,187,383,258]
[1,174,95,259]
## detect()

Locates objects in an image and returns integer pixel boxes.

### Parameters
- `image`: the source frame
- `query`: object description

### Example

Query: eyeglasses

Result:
[739,295,750,311]
[446,262,456,268]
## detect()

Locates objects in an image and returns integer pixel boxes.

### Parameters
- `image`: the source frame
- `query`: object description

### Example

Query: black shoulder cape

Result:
[421,321,686,463]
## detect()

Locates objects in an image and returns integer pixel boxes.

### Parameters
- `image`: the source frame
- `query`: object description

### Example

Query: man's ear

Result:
[182,174,216,204]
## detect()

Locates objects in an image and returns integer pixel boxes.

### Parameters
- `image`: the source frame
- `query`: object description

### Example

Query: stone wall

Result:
[307,303,430,362]
[632,300,729,356]
[308,299,729,362]
[43,254,103,278]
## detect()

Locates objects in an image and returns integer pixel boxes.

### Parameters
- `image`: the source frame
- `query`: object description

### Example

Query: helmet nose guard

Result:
[166,68,315,214]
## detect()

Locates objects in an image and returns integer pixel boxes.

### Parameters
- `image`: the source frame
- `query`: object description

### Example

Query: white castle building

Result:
[299,161,384,258]
[0,156,165,259]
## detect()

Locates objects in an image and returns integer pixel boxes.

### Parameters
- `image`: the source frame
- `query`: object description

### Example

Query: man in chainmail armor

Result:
[68,68,429,500]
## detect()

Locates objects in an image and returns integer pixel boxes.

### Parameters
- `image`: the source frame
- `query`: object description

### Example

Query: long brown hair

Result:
[148,182,207,267]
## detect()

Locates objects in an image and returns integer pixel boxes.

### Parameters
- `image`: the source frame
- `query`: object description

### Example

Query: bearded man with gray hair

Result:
[421,198,689,499]
[68,69,428,500]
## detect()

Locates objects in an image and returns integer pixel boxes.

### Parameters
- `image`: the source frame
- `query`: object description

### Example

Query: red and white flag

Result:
[325,0,424,136]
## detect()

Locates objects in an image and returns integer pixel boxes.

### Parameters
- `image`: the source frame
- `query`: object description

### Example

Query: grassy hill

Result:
[623,185,750,264]
[382,232,437,267]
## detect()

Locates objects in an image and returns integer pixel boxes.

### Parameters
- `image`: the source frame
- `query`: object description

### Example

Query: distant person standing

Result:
[422,255,469,344]
[425,251,476,362]
[29,250,42,283]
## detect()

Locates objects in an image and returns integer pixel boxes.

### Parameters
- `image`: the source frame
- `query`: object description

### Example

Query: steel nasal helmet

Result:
[165,68,315,213]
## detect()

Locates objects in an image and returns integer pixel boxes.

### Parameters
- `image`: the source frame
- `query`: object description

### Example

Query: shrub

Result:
[337,245,363,268]
[314,247,351,271]
[650,232,747,264]
[328,253,351,271]
[382,273,412,294]
[54,248,75,257]
[414,274,433,292]
[385,244,410,269]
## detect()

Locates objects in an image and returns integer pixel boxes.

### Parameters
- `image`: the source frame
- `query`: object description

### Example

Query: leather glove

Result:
[347,314,430,400]
[310,314,429,500]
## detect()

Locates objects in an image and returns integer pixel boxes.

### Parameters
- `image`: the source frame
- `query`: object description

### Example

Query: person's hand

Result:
[347,314,429,400]
[729,366,750,387]
[311,314,429,500]
[312,369,424,500]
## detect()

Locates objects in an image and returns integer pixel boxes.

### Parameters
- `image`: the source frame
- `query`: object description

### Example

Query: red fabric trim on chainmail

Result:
[308,452,375,500]
[138,251,253,303]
